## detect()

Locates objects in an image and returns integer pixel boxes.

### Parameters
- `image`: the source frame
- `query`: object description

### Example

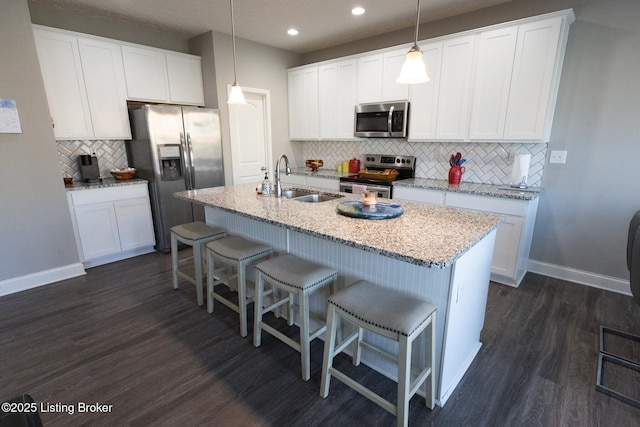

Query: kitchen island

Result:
[175,183,502,406]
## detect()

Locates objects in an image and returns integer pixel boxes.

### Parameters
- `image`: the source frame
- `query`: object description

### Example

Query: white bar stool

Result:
[170,221,226,306]
[253,253,338,381]
[206,235,273,337]
[320,280,437,427]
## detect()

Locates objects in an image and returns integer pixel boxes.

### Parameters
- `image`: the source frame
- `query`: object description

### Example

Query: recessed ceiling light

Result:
[287,28,299,36]
[352,7,365,16]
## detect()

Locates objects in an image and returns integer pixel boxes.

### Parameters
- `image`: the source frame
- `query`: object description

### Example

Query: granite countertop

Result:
[288,168,542,201]
[64,177,148,191]
[174,183,503,268]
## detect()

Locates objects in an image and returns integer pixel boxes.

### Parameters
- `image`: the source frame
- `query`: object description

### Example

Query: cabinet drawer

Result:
[70,184,148,205]
[393,186,446,205]
[306,176,339,191]
[445,192,529,216]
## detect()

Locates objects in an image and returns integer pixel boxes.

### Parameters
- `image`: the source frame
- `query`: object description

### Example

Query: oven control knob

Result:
[406,159,411,164]
[396,159,400,164]
[401,159,406,164]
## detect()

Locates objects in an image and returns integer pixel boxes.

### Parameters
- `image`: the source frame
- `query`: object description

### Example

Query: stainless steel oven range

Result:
[339,154,416,199]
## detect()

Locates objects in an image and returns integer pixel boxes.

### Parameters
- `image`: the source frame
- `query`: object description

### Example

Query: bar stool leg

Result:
[320,304,338,398]
[397,336,411,427]
[206,250,215,313]
[238,261,248,337]
[193,242,204,306]
[353,327,363,366]
[254,271,265,347]
[171,233,179,290]
[300,290,311,381]
[425,316,435,410]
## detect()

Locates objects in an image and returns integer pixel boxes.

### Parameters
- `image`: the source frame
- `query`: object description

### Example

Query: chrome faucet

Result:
[274,154,291,197]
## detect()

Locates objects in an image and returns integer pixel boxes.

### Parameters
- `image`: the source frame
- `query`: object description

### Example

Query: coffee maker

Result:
[77,154,101,182]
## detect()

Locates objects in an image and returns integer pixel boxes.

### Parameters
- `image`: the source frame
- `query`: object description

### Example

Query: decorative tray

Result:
[336,200,404,220]
[357,169,399,181]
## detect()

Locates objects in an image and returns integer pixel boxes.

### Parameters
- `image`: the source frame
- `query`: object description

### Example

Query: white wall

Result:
[0,0,81,286]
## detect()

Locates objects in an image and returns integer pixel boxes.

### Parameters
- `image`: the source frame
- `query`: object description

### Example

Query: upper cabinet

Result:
[318,59,357,139]
[287,9,574,143]
[288,67,319,140]
[33,25,205,140]
[122,46,204,106]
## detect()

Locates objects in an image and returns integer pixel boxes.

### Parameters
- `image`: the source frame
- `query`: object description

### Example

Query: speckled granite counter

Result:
[175,183,502,406]
[64,177,148,191]
[175,183,502,268]
[394,177,542,201]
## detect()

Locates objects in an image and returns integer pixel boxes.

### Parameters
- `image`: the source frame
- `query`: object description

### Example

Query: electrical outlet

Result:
[549,150,567,164]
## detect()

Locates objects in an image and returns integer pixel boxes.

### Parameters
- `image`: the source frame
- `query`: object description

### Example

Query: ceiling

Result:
[31,0,512,54]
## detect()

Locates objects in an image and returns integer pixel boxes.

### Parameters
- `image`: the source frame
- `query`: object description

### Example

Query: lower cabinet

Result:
[67,184,155,267]
[393,186,538,287]
[280,174,340,191]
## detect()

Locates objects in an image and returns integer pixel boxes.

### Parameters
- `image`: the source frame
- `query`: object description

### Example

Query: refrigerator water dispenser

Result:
[158,145,183,181]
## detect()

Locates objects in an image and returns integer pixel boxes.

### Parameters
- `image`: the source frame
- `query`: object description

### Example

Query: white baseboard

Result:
[0,263,86,298]
[527,260,631,296]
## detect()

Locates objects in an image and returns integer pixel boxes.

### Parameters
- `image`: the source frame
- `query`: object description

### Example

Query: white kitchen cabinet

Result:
[77,37,131,139]
[33,27,94,139]
[165,52,205,106]
[468,27,518,140]
[408,41,442,141]
[288,67,319,140]
[67,184,155,268]
[381,48,411,101]
[393,185,538,287]
[318,59,357,139]
[356,54,383,103]
[121,45,170,103]
[279,174,339,192]
[435,35,476,141]
[504,16,568,141]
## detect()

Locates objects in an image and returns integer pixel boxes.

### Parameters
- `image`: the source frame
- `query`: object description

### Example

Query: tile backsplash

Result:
[301,140,547,187]
[57,140,128,180]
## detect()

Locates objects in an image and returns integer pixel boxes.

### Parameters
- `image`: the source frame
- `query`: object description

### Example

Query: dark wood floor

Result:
[1,251,640,426]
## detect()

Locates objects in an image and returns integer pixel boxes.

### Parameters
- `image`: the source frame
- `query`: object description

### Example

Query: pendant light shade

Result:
[227,0,246,104]
[396,0,429,84]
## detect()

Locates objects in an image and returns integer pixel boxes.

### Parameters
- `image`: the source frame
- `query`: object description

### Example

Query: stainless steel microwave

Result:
[354,101,409,138]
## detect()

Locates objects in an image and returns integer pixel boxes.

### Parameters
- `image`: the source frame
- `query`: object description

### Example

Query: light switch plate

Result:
[549,150,567,164]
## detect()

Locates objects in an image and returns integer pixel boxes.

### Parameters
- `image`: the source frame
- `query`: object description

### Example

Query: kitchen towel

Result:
[511,153,531,186]
[352,184,367,195]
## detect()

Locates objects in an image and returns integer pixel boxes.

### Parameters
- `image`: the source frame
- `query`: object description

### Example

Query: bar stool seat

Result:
[206,235,273,337]
[170,221,226,306]
[320,280,437,427]
[253,253,338,381]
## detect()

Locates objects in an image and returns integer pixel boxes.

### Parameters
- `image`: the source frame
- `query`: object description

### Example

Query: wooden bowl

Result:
[63,176,73,185]
[110,168,136,180]
[305,159,324,172]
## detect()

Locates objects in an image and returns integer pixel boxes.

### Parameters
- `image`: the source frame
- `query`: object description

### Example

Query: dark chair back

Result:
[628,211,640,305]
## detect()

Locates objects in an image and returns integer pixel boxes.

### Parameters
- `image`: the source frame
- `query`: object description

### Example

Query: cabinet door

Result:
[318,59,357,139]
[504,17,563,141]
[288,67,319,139]
[74,203,121,260]
[122,45,170,102]
[469,27,518,140]
[166,52,205,106]
[33,28,93,139]
[306,176,340,191]
[408,41,442,141]
[436,35,476,140]
[491,215,523,280]
[114,197,155,251]
[357,54,383,103]
[77,37,131,139]
[382,48,410,101]
[392,186,446,205]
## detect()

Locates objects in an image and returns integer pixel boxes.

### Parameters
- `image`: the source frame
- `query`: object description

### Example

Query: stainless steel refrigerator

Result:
[126,104,224,252]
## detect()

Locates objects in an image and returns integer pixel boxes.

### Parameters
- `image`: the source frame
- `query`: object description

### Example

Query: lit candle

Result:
[363,191,378,206]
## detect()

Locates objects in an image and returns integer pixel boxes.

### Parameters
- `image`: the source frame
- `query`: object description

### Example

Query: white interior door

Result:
[229,87,273,184]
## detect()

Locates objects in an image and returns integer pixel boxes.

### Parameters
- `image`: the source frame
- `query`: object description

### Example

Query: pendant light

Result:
[396,0,429,84]
[227,0,246,104]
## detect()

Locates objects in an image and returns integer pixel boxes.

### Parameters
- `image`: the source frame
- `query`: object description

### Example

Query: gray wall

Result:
[0,0,79,281]
[302,0,640,282]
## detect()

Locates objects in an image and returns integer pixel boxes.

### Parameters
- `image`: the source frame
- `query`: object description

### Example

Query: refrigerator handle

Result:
[180,132,193,190]
[186,132,196,189]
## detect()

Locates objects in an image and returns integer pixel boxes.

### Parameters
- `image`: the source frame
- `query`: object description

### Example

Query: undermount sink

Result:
[282,188,343,203]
